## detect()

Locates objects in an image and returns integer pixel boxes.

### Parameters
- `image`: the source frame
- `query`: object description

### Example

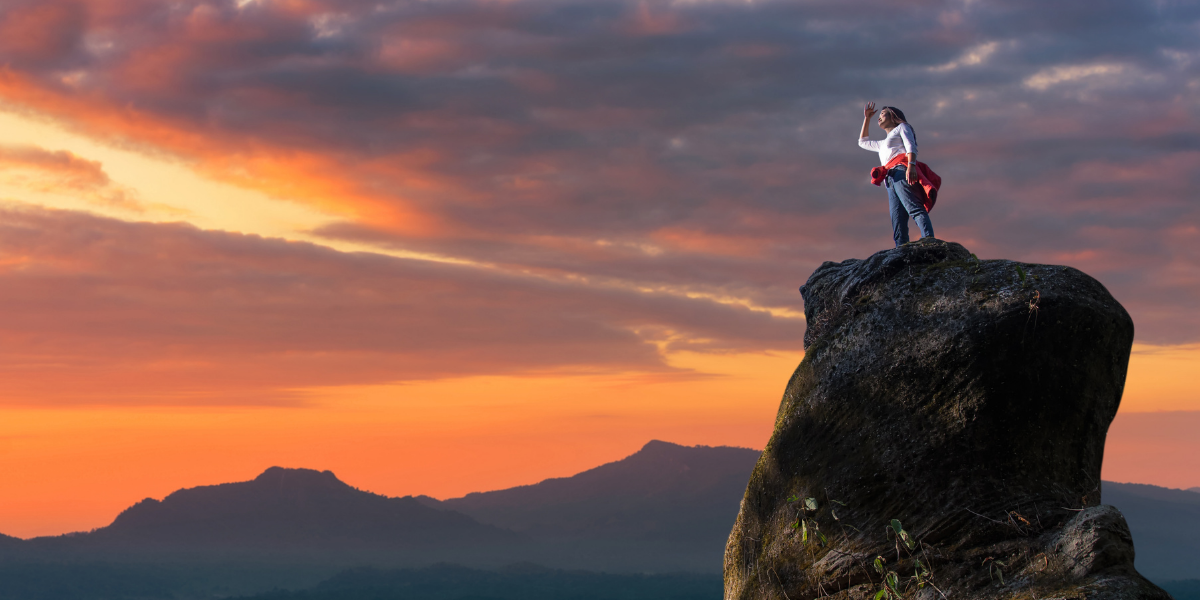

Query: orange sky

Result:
[2,0,1199,540]
[1,343,1197,538]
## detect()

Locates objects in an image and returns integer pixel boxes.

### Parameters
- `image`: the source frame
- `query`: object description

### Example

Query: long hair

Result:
[880,106,910,128]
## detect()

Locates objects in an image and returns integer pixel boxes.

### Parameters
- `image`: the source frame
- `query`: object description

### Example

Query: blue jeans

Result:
[885,165,934,247]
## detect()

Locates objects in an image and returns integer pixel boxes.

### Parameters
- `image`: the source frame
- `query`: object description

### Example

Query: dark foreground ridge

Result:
[725,239,1169,600]
[231,563,722,600]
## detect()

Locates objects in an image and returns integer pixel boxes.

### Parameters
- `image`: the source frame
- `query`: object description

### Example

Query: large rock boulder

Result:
[725,239,1170,600]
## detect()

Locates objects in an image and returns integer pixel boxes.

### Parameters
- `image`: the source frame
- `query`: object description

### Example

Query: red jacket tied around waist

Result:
[871,154,941,213]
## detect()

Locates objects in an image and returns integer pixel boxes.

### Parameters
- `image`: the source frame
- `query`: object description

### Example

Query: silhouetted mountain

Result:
[1189,487,1200,494]
[26,467,520,557]
[425,440,760,544]
[1104,481,1200,581]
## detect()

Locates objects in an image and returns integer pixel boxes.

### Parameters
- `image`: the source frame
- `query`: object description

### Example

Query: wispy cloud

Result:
[0,144,141,210]
[929,41,1000,72]
[0,204,801,405]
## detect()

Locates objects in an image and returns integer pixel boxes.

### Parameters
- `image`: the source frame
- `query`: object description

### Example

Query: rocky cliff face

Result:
[725,239,1170,600]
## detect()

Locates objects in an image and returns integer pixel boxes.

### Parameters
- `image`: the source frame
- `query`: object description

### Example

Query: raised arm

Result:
[858,102,884,151]
[860,102,876,140]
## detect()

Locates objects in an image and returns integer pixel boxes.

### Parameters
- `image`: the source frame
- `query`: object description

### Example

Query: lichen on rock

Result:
[724,238,1170,600]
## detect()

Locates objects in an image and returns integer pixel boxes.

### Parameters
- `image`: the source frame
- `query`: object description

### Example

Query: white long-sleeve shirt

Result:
[858,122,917,166]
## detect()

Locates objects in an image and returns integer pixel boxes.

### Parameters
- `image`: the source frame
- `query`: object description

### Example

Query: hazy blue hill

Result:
[27,467,521,555]
[1160,580,1200,600]
[235,563,722,600]
[0,562,183,600]
[1103,482,1200,581]
[429,440,760,544]
[0,533,24,557]
[1107,482,1200,506]
[0,561,335,600]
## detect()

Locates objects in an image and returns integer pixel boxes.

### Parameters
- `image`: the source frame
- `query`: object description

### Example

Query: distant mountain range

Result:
[1103,481,1200,582]
[419,439,760,545]
[14,465,522,566]
[0,440,1196,598]
[2,441,761,575]
[95,466,518,549]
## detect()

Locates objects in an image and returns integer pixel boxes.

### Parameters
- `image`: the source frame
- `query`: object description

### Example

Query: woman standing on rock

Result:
[858,102,940,248]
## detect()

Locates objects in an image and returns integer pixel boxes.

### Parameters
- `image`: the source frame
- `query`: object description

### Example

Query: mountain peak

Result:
[253,466,344,487]
[79,466,519,551]
[439,441,761,544]
[636,439,684,453]
[631,440,759,465]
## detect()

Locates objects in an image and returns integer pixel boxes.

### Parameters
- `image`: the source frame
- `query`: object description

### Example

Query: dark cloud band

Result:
[0,0,1197,366]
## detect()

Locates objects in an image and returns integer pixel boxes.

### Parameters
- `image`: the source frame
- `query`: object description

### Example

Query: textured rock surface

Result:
[725,239,1170,600]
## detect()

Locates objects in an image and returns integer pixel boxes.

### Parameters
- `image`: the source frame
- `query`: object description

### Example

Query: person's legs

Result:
[890,168,934,241]
[886,177,909,247]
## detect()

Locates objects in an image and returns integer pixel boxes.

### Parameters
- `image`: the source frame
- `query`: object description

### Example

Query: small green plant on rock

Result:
[872,519,948,600]
[778,500,947,600]
[873,554,932,600]
[787,495,828,547]
[983,556,1007,585]
[889,519,916,552]
[873,556,902,600]
[914,558,932,592]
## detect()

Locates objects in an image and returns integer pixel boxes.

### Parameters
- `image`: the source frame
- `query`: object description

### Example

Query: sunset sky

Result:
[1,0,1198,539]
